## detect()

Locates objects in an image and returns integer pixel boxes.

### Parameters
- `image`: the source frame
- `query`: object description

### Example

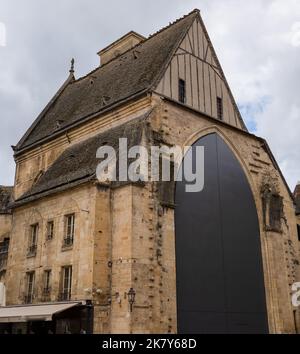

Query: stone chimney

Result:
[97,31,145,66]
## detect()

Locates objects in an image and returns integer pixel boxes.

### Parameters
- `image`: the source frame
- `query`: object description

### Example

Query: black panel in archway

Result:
[175,133,269,334]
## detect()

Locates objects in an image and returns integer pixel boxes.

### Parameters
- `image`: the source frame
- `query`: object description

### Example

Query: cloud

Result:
[201,0,300,190]
[0,0,299,191]
[0,22,6,46]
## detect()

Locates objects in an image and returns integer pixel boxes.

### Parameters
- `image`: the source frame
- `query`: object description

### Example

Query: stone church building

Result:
[0,9,300,334]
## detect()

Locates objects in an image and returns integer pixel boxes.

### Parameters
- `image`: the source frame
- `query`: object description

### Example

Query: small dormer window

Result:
[179,79,186,104]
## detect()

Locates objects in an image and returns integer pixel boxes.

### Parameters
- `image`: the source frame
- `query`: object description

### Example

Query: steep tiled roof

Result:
[16,10,198,152]
[294,183,300,215]
[14,112,151,206]
[0,186,13,214]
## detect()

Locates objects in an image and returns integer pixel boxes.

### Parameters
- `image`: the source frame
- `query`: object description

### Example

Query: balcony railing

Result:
[59,290,71,301]
[62,237,73,248]
[24,294,34,304]
[27,244,37,257]
[42,288,51,302]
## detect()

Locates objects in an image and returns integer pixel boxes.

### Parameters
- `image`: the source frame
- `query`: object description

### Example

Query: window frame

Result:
[43,270,52,293]
[25,271,35,304]
[28,224,39,256]
[61,266,72,301]
[0,238,9,270]
[46,221,54,241]
[63,214,75,247]
[178,78,186,104]
[217,97,223,120]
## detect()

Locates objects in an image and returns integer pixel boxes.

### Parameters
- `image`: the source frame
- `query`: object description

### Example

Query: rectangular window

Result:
[28,224,38,256]
[46,221,54,240]
[60,266,72,301]
[42,270,51,302]
[44,270,51,293]
[179,79,186,104]
[217,97,223,120]
[297,225,300,242]
[63,214,75,247]
[25,271,35,304]
[0,238,9,270]
[0,238,9,253]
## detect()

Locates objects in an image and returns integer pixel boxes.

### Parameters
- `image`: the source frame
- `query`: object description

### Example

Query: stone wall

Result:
[146,95,300,333]
[5,184,96,305]
[0,214,11,241]
[2,93,300,334]
[0,209,12,283]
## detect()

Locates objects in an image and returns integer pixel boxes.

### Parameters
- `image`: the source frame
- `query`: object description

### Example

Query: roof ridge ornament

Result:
[69,58,75,75]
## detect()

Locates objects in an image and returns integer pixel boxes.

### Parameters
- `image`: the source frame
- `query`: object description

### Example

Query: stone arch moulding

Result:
[61,197,80,215]
[181,128,277,332]
[181,127,269,260]
[182,126,258,198]
[26,208,43,225]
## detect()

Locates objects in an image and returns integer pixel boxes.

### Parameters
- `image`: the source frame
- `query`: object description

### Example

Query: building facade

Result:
[0,9,300,334]
[0,186,12,286]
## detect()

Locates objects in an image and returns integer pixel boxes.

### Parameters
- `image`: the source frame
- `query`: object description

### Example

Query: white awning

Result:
[0,302,82,323]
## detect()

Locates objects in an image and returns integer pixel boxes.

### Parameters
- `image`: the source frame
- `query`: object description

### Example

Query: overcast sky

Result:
[0,0,299,190]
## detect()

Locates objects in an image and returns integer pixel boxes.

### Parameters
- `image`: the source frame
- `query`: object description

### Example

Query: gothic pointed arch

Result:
[175,132,269,334]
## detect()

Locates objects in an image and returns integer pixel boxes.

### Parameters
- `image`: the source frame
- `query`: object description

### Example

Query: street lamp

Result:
[127,288,136,312]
